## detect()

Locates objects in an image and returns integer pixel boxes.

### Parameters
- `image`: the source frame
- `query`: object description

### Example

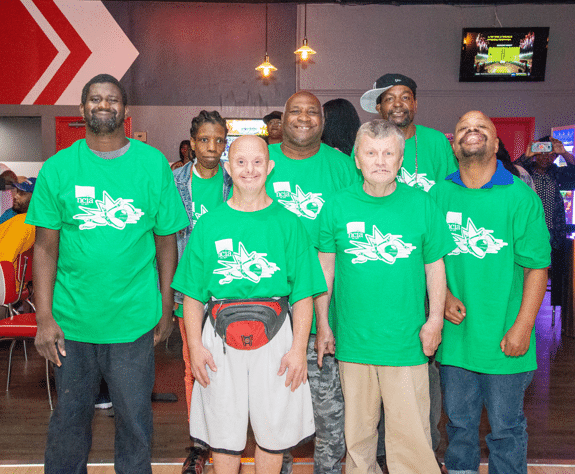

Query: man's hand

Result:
[419,318,443,357]
[189,343,217,388]
[551,137,568,156]
[500,323,532,357]
[153,312,174,346]
[445,290,466,325]
[315,325,335,368]
[278,346,307,392]
[35,316,66,366]
[524,142,536,159]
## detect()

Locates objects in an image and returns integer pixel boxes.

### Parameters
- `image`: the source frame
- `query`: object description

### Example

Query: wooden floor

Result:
[1,464,575,474]
[1,291,574,473]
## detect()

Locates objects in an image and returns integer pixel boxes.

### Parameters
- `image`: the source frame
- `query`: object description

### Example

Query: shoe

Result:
[94,394,112,409]
[182,446,209,474]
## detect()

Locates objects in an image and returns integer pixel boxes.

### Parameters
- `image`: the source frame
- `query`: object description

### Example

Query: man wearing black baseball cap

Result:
[263,110,283,145]
[361,73,457,193]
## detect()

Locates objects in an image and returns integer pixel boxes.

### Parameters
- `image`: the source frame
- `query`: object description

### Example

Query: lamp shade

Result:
[256,54,278,77]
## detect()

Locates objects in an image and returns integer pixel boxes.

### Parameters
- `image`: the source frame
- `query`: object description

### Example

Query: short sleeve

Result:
[25,160,63,230]
[317,198,336,253]
[288,218,327,304]
[171,216,208,303]
[513,191,551,269]
[153,158,189,235]
[423,195,457,264]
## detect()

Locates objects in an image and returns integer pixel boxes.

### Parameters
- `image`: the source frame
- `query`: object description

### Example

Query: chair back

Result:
[0,260,18,307]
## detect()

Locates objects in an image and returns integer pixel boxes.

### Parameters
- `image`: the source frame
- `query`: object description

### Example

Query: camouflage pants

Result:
[281,335,346,474]
[376,359,442,455]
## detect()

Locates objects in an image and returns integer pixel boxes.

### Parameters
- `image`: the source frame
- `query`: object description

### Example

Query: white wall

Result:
[1,3,574,170]
[297,3,575,138]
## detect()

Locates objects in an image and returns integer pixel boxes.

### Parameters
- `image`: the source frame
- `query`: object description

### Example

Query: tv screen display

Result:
[459,27,549,82]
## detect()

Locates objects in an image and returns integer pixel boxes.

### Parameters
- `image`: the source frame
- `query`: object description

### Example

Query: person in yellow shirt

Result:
[0,178,36,266]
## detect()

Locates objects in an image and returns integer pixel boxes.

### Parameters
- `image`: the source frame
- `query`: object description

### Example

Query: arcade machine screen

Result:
[222,119,267,161]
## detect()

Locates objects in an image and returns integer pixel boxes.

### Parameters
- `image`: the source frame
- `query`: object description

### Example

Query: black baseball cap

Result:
[360,74,418,113]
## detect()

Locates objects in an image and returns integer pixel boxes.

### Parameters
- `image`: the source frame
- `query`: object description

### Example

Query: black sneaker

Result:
[182,446,208,474]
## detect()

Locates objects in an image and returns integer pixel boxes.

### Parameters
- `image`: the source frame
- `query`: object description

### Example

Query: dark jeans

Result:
[440,365,534,474]
[45,330,155,474]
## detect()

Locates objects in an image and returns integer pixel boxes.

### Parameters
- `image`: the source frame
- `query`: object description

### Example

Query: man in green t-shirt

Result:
[360,73,457,192]
[360,73,457,471]
[317,119,453,474]
[27,74,189,474]
[430,111,550,474]
[172,135,326,474]
[266,91,359,474]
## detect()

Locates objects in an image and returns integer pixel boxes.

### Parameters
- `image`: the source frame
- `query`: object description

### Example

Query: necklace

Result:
[414,130,418,183]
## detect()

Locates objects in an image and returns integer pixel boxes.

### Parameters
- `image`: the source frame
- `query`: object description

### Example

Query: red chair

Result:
[0,254,53,410]
[1,249,34,317]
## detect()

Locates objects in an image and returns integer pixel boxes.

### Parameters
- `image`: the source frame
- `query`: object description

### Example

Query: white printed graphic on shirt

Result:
[397,168,435,192]
[274,182,324,220]
[214,241,280,284]
[73,190,144,230]
[447,215,508,258]
[193,204,209,225]
[345,224,416,264]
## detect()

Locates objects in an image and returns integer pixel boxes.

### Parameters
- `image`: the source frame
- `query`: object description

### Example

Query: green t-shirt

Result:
[266,143,360,248]
[430,177,551,374]
[266,143,360,333]
[351,125,457,193]
[191,166,225,227]
[26,139,189,344]
[172,201,327,305]
[399,125,458,191]
[319,182,455,366]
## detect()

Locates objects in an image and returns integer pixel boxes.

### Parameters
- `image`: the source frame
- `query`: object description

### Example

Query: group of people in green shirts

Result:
[29,73,550,474]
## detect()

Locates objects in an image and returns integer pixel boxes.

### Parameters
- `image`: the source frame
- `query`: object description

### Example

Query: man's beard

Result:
[387,108,413,129]
[85,111,124,135]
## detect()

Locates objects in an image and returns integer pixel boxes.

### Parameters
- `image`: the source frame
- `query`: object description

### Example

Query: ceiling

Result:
[109,0,575,4]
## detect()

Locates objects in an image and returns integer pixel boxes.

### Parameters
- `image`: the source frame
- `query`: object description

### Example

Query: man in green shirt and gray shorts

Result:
[172,135,326,474]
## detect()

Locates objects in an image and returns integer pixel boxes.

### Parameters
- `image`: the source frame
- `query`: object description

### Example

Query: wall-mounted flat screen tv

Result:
[459,27,549,82]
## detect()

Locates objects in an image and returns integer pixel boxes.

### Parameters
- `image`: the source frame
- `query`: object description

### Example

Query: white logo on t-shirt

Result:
[214,241,280,284]
[73,190,144,230]
[397,168,435,192]
[345,224,416,264]
[275,183,324,220]
[193,204,209,224]
[447,216,508,258]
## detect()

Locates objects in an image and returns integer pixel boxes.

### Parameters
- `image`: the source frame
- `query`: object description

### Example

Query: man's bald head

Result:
[282,91,324,150]
[225,135,274,193]
[228,135,269,160]
[453,110,499,164]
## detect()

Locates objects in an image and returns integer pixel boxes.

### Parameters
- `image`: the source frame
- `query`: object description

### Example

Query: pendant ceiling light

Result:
[256,3,277,78]
[294,3,316,61]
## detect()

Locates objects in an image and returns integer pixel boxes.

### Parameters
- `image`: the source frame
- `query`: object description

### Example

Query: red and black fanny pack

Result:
[205,296,290,351]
